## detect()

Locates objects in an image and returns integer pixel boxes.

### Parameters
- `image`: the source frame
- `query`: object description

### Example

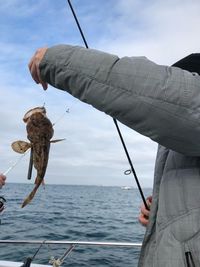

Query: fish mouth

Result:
[23,107,46,123]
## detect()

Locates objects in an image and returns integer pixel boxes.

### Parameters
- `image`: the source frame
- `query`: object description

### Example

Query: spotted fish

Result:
[12,107,64,208]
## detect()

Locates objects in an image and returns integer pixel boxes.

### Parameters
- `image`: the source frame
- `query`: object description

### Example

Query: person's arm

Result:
[29,45,200,156]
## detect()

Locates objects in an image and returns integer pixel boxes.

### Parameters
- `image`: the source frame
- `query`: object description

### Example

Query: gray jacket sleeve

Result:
[39,44,200,156]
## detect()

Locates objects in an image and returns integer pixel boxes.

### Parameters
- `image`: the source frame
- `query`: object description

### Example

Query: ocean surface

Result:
[0,184,152,267]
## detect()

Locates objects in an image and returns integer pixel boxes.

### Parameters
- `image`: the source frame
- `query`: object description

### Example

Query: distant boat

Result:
[121,186,133,190]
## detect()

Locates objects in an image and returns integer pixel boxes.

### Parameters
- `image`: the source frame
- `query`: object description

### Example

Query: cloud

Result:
[94,0,200,64]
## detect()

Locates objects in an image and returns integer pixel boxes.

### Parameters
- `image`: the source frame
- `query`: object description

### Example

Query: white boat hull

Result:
[0,261,51,267]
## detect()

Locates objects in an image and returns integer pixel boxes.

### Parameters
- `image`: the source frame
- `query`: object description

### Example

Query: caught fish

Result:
[12,107,64,208]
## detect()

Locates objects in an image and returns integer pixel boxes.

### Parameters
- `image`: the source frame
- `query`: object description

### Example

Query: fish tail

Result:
[21,178,43,208]
[34,177,40,184]
[34,176,45,185]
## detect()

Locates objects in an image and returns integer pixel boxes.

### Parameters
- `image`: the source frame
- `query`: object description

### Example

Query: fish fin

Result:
[11,141,31,154]
[50,138,66,143]
[27,148,33,180]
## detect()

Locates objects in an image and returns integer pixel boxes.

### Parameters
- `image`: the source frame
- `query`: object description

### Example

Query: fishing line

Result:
[67,0,148,210]
[53,109,70,126]
[3,150,30,176]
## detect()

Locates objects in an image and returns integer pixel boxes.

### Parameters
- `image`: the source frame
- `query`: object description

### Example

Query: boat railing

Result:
[0,239,142,267]
[0,239,142,247]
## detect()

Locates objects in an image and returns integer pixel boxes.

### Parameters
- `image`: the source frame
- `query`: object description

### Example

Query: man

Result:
[28,45,200,266]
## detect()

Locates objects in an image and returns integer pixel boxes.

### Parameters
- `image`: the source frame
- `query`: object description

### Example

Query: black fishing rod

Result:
[67,0,148,210]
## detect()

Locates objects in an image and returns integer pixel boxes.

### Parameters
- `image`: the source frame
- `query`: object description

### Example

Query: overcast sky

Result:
[0,0,200,188]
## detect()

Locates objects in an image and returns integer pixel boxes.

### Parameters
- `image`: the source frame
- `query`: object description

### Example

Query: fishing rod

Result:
[67,0,148,210]
[1,152,30,214]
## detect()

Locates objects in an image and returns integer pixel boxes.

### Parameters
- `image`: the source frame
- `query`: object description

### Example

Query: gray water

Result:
[0,184,151,266]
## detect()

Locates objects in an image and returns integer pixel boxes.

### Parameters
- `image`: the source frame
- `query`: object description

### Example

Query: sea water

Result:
[0,184,152,267]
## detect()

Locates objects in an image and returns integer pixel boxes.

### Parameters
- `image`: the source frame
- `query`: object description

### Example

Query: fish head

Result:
[23,107,46,123]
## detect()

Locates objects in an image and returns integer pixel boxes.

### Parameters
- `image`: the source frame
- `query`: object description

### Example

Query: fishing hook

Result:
[67,0,148,210]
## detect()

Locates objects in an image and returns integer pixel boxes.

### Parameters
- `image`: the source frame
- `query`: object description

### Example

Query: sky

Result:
[0,0,200,188]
